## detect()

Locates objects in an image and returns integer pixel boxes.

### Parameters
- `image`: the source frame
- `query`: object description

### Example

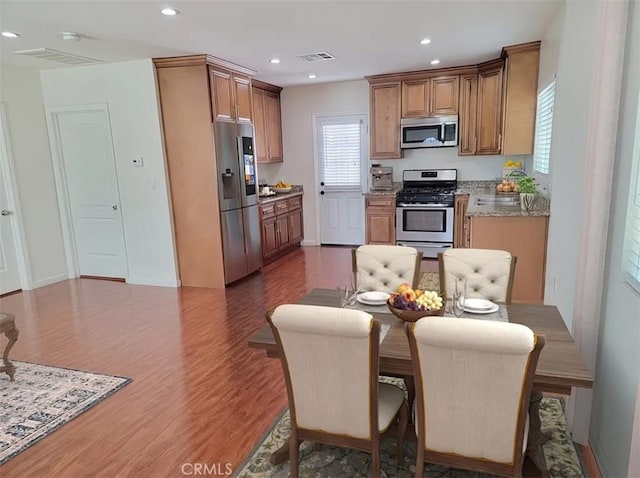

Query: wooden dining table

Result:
[248,288,594,474]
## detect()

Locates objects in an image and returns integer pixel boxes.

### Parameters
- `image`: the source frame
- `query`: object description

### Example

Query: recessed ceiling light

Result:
[430,59,440,65]
[161,8,180,15]
[420,38,431,45]
[270,58,280,64]
[1,32,20,38]
[308,74,317,79]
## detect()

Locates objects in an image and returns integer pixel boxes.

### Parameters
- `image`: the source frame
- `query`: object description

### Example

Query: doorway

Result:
[47,105,128,279]
[0,103,30,295]
[315,114,367,245]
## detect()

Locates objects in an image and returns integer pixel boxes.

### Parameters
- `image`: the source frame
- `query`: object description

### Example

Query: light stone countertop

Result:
[458,184,550,217]
[258,186,303,204]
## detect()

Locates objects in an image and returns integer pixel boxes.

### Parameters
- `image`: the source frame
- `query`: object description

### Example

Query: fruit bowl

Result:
[386,301,445,322]
[273,187,292,194]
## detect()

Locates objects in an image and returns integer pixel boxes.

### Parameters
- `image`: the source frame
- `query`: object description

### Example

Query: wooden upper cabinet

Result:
[430,76,459,115]
[252,87,268,162]
[476,63,504,155]
[210,68,234,122]
[459,74,478,155]
[252,81,284,164]
[402,80,430,117]
[402,76,459,118]
[264,91,283,162]
[502,43,540,155]
[233,74,253,124]
[370,82,402,159]
[210,67,252,123]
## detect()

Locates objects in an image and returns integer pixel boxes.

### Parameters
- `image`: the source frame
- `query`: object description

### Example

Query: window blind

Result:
[533,80,556,175]
[623,141,640,293]
[319,120,362,190]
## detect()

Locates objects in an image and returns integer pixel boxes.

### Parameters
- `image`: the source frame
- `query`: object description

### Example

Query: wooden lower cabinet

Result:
[260,194,304,264]
[469,215,548,304]
[454,194,470,248]
[365,195,396,245]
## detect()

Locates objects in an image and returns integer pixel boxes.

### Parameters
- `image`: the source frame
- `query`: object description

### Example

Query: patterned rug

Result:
[234,378,584,477]
[418,271,440,293]
[0,361,131,465]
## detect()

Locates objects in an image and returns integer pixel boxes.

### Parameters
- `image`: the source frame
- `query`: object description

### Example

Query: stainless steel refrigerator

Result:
[215,122,262,284]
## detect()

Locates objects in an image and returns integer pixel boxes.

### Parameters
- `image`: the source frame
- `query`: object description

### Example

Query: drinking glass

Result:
[336,284,354,308]
[336,273,359,308]
[452,279,466,317]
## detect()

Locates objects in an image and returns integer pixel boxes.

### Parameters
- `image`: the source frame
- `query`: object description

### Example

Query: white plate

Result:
[357,291,390,306]
[463,303,499,314]
[463,298,496,311]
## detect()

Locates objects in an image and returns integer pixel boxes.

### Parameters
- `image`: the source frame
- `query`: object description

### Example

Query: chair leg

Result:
[397,401,409,463]
[372,445,380,478]
[289,435,301,478]
[415,443,424,478]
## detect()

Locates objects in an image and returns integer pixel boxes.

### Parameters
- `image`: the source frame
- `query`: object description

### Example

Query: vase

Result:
[520,192,537,211]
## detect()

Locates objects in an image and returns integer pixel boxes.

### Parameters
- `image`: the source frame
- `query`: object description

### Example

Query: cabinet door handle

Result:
[498,133,503,151]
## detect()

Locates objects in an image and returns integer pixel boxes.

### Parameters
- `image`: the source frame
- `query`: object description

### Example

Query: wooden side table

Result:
[0,313,18,381]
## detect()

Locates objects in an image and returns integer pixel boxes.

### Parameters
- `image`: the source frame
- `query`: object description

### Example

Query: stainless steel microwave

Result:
[400,115,458,149]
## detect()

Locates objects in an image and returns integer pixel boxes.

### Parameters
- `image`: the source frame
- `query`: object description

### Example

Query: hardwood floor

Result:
[0,246,355,477]
[0,246,600,477]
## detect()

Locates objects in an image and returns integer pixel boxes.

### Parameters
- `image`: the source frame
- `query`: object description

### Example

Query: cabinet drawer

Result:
[260,203,276,219]
[275,200,289,215]
[287,196,302,210]
[366,197,395,208]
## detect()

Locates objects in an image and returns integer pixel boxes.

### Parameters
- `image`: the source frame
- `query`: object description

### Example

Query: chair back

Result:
[439,248,516,302]
[353,245,422,293]
[268,304,379,439]
[406,316,544,470]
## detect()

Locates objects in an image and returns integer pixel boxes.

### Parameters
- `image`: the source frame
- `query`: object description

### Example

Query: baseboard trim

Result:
[300,239,318,246]
[125,277,180,288]
[33,273,69,289]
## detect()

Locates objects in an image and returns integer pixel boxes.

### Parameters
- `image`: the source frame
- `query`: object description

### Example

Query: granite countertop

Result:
[258,186,303,204]
[459,183,550,217]
[364,182,403,195]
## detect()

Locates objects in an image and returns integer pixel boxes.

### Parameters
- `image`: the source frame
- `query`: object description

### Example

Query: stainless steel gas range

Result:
[396,169,457,258]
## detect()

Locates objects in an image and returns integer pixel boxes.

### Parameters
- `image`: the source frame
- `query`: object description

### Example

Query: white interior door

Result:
[55,108,127,278]
[317,115,367,245]
[0,152,21,294]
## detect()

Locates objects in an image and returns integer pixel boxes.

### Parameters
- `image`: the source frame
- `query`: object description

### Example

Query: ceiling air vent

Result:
[296,52,336,62]
[13,48,102,65]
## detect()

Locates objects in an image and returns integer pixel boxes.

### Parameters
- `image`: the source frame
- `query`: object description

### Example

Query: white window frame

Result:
[623,90,640,294]
[315,115,367,193]
[533,80,556,176]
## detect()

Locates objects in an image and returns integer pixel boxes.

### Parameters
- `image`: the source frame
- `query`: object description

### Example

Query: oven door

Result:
[396,204,454,243]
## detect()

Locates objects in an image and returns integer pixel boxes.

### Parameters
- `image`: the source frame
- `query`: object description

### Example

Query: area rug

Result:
[234,379,584,477]
[0,361,131,465]
[418,271,440,293]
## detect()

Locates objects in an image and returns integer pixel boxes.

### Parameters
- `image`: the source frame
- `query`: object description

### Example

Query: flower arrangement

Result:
[517,177,539,194]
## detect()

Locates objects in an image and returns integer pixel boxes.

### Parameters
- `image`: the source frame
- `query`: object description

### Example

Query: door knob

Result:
[112,205,118,211]
[1,210,12,216]
[320,182,325,186]
[320,191,325,195]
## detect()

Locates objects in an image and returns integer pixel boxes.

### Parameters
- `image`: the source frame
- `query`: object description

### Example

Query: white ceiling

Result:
[0,0,563,86]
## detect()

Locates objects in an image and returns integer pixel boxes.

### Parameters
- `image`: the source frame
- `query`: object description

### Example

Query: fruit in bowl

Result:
[387,283,445,322]
[273,180,292,194]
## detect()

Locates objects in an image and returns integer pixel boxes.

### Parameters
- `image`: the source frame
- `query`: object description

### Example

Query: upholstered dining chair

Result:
[438,248,517,302]
[353,245,423,294]
[405,316,545,477]
[267,304,409,478]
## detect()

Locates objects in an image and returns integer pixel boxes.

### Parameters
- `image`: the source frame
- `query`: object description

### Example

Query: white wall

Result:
[40,59,179,287]
[261,80,369,244]
[0,63,67,287]
[543,0,598,330]
[590,0,640,474]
